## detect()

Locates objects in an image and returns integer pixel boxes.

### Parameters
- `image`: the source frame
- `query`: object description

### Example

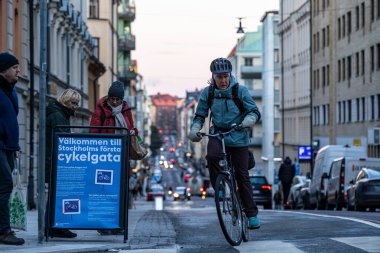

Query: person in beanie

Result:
[45,88,81,238]
[89,81,138,235]
[0,51,25,245]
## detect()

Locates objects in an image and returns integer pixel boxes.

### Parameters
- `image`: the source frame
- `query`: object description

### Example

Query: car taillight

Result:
[261,185,271,191]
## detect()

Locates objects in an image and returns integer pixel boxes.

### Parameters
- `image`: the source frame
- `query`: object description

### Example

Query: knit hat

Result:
[108,81,124,99]
[0,52,19,72]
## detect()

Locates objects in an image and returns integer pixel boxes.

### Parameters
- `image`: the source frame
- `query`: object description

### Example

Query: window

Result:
[317,69,320,88]
[338,18,341,39]
[326,26,330,46]
[343,101,346,123]
[89,0,99,18]
[356,52,360,76]
[356,6,360,30]
[342,58,346,80]
[93,38,99,58]
[244,57,253,66]
[323,105,326,124]
[347,56,352,79]
[348,100,352,122]
[378,0,380,18]
[371,46,375,72]
[327,65,330,86]
[347,12,352,35]
[371,0,375,21]
[378,94,380,119]
[338,101,342,123]
[371,95,375,119]
[378,43,380,69]
[338,60,341,81]
[342,15,346,37]
[322,28,326,48]
[361,50,365,75]
[274,49,280,63]
[317,32,320,51]
[361,2,365,28]
[362,97,366,121]
[356,98,360,121]
[322,66,326,86]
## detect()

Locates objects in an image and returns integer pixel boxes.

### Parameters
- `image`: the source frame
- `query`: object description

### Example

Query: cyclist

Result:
[188,57,261,229]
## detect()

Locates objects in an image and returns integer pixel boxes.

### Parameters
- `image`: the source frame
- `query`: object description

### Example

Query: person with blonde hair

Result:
[45,88,81,238]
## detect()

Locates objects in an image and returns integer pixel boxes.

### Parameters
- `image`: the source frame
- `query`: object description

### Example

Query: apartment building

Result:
[312,0,380,157]
[278,0,312,175]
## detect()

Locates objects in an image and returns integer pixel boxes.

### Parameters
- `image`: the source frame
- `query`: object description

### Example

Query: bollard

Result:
[154,196,163,210]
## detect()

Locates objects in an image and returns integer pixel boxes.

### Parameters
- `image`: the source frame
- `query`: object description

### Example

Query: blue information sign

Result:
[298,145,312,160]
[50,134,127,229]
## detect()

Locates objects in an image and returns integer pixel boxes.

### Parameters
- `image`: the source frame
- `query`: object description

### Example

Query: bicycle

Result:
[199,127,250,246]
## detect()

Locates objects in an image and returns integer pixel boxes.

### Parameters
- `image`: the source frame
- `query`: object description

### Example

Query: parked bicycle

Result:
[199,126,250,246]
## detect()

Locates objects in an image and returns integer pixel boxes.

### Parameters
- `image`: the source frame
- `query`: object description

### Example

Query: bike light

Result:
[219,160,227,167]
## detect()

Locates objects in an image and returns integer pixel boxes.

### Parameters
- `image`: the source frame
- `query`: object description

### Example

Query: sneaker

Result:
[49,228,77,238]
[0,230,25,245]
[248,216,260,230]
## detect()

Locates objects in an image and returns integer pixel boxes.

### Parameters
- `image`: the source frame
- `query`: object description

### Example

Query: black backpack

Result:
[207,83,244,113]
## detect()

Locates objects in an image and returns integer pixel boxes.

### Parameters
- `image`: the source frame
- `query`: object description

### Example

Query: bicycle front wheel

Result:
[214,174,243,246]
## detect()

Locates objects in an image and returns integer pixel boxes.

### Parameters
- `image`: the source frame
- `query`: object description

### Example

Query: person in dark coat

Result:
[278,157,295,205]
[0,51,25,245]
[45,88,81,238]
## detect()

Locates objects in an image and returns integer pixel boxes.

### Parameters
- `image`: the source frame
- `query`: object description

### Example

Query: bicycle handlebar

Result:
[198,126,250,138]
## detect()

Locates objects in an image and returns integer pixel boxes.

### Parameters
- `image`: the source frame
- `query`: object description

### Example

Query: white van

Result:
[309,145,367,209]
[326,156,380,210]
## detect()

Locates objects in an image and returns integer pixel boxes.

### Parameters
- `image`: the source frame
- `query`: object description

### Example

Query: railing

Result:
[118,4,136,21]
[119,34,136,51]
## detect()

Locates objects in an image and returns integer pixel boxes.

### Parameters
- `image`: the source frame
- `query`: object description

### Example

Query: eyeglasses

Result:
[108,97,122,103]
[70,101,79,106]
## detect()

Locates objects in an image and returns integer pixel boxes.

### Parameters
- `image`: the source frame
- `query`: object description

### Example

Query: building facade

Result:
[312,0,380,157]
[278,0,312,175]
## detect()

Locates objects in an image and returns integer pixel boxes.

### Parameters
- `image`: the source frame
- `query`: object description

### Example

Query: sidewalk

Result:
[0,199,177,253]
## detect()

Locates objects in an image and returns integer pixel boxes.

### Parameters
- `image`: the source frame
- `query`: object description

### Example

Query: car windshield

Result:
[250,177,268,185]
[175,187,186,193]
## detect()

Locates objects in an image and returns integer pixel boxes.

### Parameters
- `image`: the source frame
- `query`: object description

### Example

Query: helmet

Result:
[210,58,232,74]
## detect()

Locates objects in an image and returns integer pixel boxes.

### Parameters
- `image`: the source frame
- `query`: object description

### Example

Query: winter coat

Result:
[278,157,296,184]
[45,100,74,183]
[89,96,136,134]
[192,75,260,147]
[0,75,20,151]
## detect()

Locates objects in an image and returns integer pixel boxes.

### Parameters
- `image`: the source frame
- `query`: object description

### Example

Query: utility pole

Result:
[38,0,47,243]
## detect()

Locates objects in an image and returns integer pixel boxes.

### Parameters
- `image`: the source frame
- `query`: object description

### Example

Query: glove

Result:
[188,124,202,142]
[241,114,258,128]
[231,123,243,131]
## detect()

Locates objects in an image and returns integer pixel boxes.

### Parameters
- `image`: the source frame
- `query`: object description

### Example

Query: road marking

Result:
[119,248,177,253]
[236,240,304,253]
[332,236,380,253]
[269,210,380,229]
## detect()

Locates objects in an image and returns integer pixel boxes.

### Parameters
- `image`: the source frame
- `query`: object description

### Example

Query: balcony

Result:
[119,34,135,51]
[119,69,137,81]
[118,4,136,21]
[241,65,262,79]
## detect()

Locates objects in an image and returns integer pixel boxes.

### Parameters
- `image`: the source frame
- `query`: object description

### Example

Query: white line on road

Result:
[332,236,380,253]
[236,240,304,253]
[269,210,380,229]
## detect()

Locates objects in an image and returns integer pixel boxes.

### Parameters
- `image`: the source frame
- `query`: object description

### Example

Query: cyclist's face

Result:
[213,73,230,90]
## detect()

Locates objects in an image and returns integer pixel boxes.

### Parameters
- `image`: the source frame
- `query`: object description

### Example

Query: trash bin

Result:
[154,196,163,210]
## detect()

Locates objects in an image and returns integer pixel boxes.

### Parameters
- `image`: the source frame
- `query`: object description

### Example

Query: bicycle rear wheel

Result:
[214,174,243,246]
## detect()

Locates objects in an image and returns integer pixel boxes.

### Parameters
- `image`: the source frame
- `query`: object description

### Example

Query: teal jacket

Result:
[192,75,260,147]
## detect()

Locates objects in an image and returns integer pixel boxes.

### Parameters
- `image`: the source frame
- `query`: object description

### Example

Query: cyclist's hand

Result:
[231,123,243,131]
[188,124,202,142]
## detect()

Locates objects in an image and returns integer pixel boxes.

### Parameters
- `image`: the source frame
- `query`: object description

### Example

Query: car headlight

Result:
[173,193,179,198]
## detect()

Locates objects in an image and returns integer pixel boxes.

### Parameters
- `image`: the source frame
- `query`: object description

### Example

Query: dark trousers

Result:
[0,150,15,233]
[282,183,291,205]
[206,137,258,217]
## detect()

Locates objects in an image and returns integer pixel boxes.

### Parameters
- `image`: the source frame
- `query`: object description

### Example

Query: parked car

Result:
[288,176,307,209]
[146,184,166,201]
[347,168,380,211]
[309,145,367,210]
[173,186,191,201]
[299,179,312,209]
[249,175,272,209]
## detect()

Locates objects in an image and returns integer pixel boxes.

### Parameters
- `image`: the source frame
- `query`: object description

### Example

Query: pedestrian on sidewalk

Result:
[45,88,81,238]
[89,81,138,235]
[0,51,25,245]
